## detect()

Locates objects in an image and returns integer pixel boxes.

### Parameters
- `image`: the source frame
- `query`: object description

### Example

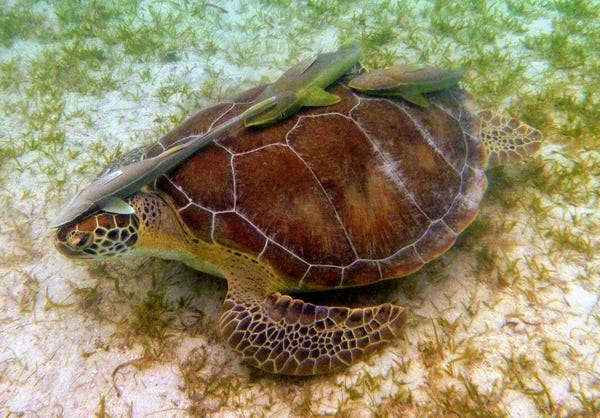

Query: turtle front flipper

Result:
[219,273,406,376]
[477,109,543,168]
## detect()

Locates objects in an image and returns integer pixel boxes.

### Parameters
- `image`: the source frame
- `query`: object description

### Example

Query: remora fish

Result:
[51,41,361,228]
[348,64,463,108]
[50,97,276,228]
[244,39,360,126]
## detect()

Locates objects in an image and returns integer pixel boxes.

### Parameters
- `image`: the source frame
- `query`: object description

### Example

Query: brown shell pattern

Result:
[145,83,487,290]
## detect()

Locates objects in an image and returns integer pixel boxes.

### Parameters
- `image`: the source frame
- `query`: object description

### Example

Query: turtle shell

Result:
[144,81,487,290]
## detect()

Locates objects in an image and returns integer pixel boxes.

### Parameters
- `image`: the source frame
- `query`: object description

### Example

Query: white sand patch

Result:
[565,282,598,316]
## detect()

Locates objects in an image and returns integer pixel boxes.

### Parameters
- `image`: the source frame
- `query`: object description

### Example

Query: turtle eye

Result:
[65,230,93,250]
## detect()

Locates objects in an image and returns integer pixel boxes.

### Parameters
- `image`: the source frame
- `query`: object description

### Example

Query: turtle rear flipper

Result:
[220,271,406,376]
[478,109,543,168]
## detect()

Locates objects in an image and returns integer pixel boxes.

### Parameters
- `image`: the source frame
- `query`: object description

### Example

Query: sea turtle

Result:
[54,67,542,376]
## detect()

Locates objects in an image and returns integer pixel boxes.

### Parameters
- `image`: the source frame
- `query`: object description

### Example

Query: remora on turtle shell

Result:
[348,64,463,107]
[50,41,362,229]
[49,96,277,229]
[244,39,360,127]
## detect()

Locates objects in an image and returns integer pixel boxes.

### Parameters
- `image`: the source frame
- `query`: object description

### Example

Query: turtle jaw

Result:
[54,212,140,259]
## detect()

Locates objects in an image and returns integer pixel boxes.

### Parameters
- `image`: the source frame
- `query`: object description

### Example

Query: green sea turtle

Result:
[54,67,542,376]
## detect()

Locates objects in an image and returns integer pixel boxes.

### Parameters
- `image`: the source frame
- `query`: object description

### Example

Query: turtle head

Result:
[54,191,190,261]
[54,210,140,259]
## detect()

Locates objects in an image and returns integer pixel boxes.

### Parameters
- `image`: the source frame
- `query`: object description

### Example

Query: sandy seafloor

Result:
[0,0,599,417]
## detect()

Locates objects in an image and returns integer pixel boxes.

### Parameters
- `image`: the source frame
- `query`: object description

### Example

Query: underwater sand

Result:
[0,1,598,416]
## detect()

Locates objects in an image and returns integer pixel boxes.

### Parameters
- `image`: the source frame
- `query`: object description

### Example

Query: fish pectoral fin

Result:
[302,85,340,107]
[244,91,299,127]
[393,88,431,108]
[99,196,135,214]
[244,86,340,128]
